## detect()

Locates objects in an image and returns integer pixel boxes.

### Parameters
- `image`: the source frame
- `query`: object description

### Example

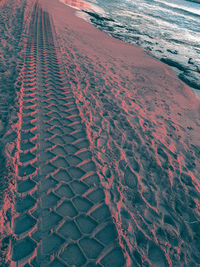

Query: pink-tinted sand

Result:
[1,0,200,265]
[40,0,200,265]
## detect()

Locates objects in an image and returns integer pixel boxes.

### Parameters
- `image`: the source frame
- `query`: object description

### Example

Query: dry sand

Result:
[0,0,200,266]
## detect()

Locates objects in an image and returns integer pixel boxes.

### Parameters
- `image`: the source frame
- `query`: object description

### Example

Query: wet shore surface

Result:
[82,8,200,92]
[66,0,200,92]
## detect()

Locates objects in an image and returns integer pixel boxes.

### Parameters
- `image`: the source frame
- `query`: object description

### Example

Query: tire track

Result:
[10,3,125,266]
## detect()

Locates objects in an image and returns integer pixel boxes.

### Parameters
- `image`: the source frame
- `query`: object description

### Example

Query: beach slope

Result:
[0,0,200,266]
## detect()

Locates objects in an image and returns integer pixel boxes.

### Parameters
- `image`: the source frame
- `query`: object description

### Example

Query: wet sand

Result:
[0,0,200,266]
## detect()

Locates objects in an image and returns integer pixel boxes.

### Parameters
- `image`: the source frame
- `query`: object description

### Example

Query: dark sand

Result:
[0,0,200,266]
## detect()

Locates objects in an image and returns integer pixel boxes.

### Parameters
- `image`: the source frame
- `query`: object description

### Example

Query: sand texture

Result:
[0,0,200,266]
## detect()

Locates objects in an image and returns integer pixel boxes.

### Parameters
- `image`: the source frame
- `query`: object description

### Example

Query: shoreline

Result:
[59,0,200,95]
[54,0,200,103]
[85,9,200,95]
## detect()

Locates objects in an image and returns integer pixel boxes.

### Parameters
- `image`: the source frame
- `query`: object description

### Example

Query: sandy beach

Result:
[0,0,200,266]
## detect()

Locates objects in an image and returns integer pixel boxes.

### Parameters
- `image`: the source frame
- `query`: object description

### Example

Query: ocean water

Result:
[66,0,200,93]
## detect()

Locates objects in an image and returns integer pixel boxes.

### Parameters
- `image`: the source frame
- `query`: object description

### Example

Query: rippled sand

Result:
[0,0,200,266]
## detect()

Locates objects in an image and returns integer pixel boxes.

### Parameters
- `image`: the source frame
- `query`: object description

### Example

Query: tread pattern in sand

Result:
[11,3,125,266]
